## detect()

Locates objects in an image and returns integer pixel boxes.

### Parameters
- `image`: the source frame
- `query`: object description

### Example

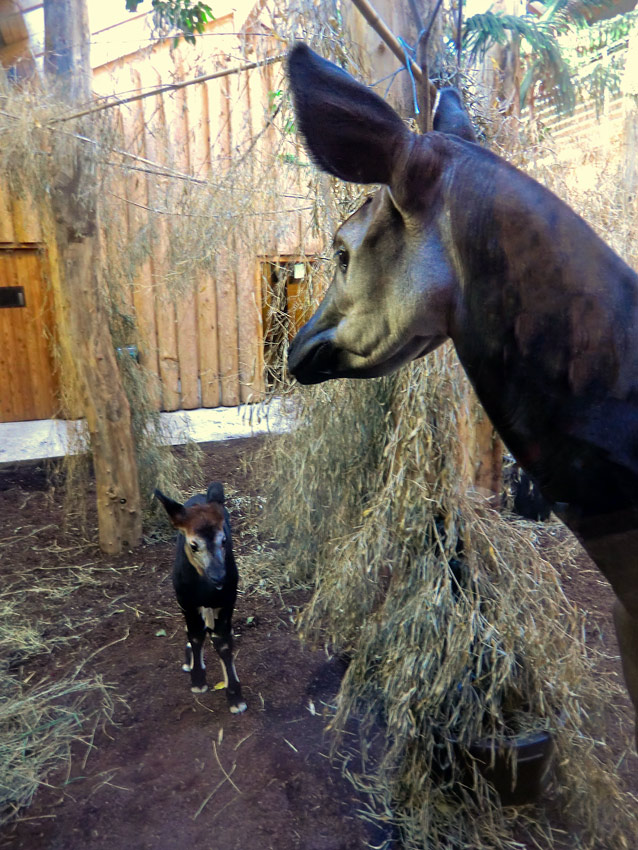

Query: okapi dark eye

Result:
[190,541,199,553]
[336,248,349,275]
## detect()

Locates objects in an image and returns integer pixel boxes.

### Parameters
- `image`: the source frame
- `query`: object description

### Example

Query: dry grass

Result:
[0,674,112,827]
[0,544,117,827]
[258,345,637,848]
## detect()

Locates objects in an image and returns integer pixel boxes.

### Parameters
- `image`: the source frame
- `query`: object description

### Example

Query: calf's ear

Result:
[206,482,225,504]
[154,489,187,526]
[287,43,411,185]
[432,88,476,142]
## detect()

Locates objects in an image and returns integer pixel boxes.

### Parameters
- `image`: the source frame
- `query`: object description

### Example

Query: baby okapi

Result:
[155,483,247,714]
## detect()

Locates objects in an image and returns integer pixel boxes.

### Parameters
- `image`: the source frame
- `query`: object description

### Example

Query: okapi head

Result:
[287,43,458,383]
[155,488,228,587]
[286,43,638,392]
[285,43,638,509]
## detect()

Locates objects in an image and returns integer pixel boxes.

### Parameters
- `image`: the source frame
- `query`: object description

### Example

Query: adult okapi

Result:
[286,43,638,743]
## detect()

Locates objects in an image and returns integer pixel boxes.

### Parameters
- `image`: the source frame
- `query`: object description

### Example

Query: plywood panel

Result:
[0,249,57,422]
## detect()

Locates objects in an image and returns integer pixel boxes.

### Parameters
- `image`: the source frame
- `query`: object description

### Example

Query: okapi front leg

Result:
[211,613,246,714]
[183,609,208,693]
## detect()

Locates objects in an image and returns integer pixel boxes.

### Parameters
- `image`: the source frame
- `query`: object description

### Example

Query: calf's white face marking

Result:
[185,529,226,578]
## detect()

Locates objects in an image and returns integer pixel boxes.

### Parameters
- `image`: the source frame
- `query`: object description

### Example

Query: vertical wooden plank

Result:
[215,70,240,406]
[0,178,15,242]
[125,65,161,405]
[11,189,41,242]
[139,60,180,411]
[163,56,199,410]
[187,79,220,408]
[246,65,266,399]
[228,64,263,403]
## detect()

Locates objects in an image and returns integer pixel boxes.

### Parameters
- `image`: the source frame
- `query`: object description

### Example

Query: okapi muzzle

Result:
[286,42,638,746]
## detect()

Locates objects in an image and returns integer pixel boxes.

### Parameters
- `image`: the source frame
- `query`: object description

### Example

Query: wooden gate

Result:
[0,246,58,422]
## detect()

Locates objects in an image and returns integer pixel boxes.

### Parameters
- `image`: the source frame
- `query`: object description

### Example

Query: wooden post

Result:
[43,0,142,553]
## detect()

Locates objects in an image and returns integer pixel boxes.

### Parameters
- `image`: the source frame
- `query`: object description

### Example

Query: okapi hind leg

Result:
[613,599,638,749]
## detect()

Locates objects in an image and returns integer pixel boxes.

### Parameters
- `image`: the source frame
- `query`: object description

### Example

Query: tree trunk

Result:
[44,0,142,553]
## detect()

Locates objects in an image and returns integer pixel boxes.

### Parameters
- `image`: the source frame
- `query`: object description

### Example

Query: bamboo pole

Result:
[348,0,437,101]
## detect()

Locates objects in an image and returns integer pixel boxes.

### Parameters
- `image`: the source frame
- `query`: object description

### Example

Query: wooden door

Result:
[0,248,58,422]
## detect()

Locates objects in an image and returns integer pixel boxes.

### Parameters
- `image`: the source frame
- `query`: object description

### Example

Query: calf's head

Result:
[155,489,227,587]
[286,44,473,384]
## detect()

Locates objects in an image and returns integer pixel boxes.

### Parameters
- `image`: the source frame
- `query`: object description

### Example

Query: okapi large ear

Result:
[287,43,411,185]
[154,489,187,526]
[432,88,476,142]
[206,482,225,504]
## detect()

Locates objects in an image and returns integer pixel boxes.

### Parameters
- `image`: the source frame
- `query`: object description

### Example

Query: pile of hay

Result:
[0,560,114,827]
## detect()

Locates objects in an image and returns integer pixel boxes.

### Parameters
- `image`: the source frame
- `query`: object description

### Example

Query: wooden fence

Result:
[91,14,318,413]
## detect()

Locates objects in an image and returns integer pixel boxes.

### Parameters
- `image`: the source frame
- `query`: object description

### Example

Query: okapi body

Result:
[155,483,247,714]
[286,43,638,741]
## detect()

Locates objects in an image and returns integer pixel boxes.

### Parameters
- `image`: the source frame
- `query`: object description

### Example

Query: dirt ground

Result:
[0,438,392,850]
[0,436,636,850]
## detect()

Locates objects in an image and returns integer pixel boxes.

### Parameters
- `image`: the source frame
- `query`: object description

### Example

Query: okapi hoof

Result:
[229,700,247,714]
[191,683,208,694]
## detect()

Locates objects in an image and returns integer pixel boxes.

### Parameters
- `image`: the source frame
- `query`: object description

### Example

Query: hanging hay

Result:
[259,345,637,848]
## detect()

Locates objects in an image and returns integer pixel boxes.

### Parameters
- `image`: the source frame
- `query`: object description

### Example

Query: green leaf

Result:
[155,628,167,637]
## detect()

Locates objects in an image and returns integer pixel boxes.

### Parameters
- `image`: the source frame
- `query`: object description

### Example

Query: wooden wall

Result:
[92,15,313,412]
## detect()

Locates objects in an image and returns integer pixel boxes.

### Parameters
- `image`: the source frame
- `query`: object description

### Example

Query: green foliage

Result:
[125,0,214,45]
[464,11,576,112]
[463,5,637,113]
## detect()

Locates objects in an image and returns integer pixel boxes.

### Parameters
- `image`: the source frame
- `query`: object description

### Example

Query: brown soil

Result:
[0,438,393,850]
[0,436,636,850]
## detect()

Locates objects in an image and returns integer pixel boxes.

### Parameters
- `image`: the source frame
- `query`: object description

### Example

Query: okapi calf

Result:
[155,483,247,714]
